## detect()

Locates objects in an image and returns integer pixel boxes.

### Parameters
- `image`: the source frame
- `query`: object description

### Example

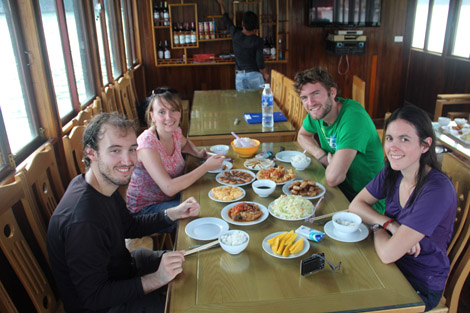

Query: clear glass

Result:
[427,0,449,53]
[452,0,470,58]
[38,0,74,118]
[0,9,37,153]
[104,0,122,79]
[412,0,429,49]
[64,0,95,104]
[94,0,109,85]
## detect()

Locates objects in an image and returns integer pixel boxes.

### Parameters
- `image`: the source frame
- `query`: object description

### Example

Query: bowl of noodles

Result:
[268,195,314,221]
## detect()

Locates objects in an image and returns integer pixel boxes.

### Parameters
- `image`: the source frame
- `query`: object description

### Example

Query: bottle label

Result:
[164,50,171,59]
[174,34,179,45]
[262,94,273,107]
[158,50,164,59]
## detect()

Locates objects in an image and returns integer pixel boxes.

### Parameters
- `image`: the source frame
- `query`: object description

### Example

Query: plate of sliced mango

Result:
[262,230,309,259]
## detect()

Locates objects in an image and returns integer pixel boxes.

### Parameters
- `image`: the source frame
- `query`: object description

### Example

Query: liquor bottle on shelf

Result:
[190,22,197,44]
[164,40,171,59]
[178,23,186,45]
[198,22,204,40]
[184,22,191,45]
[270,37,276,59]
[278,39,283,60]
[153,1,160,26]
[157,41,164,59]
[263,38,269,56]
[209,21,216,39]
[163,2,169,26]
[173,23,180,45]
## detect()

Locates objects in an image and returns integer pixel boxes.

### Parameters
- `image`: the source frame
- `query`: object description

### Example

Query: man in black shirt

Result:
[47,113,200,313]
[216,0,268,90]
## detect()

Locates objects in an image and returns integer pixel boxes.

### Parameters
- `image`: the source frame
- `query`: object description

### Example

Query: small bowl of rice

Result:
[332,211,362,233]
[219,230,250,255]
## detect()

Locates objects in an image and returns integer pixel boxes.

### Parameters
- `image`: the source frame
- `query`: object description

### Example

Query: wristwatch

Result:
[371,224,384,232]
[163,209,174,223]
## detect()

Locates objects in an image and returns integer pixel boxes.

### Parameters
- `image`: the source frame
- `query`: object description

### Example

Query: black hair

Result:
[243,11,258,31]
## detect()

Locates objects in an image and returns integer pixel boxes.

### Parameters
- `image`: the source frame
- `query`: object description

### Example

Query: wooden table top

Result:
[435,125,470,162]
[188,89,296,138]
[166,142,424,313]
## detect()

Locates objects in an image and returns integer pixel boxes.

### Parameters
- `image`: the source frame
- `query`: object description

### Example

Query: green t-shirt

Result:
[302,98,385,213]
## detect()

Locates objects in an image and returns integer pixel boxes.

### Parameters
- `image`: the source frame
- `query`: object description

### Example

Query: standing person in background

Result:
[295,67,385,213]
[47,113,200,313]
[349,105,456,311]
[127,87,225,216]
[216,0,269,90]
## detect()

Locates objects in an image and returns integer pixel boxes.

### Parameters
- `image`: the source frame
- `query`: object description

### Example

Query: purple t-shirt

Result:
[366,168,456,291]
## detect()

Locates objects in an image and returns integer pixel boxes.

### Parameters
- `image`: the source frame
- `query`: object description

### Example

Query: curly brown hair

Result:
[293,68,338,96]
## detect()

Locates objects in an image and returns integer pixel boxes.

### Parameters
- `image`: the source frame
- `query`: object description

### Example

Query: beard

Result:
[97,158,132,187]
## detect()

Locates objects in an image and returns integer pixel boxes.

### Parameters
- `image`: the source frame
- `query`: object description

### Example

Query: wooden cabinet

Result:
[150,0,289,67]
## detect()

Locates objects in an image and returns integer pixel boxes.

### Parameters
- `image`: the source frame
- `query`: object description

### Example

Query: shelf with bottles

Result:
[169,3,198,49]
[153,1,170,28]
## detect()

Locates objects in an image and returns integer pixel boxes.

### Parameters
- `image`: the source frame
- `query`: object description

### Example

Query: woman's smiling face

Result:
[150,98,181,133]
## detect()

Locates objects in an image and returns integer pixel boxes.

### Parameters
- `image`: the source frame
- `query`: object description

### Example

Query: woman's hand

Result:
[407,243,422,257]
[203,154,225,171]
[197,147,208,159]
[167,197,200,221]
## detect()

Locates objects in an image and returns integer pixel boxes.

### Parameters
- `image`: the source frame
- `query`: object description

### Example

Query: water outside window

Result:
[39,0,74,118]
[427,0,449,53]
[412,0,429,49]
[453,0,470,58]
[0,11,37,154]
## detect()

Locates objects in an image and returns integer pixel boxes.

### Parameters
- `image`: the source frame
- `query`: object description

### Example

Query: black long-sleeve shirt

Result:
[223,13,265,72]
[47,174,173,313]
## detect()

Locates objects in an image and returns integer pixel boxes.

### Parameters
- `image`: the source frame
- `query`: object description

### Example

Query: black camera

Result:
[300,253,326,276]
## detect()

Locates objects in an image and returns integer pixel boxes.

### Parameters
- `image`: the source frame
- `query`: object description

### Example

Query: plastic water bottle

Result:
[262,84,274,128]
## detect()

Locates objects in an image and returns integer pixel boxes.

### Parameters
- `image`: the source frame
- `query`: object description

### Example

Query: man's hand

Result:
[167,197,200,221]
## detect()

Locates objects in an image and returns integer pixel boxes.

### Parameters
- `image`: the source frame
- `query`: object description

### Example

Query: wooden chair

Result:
[180,99,190,137]
[101,84,119,114]
[0,280,18,313]
[73,106,92,126]
[115,74,139,125]
[352,75,366,108]
[16,143,65,260]
[434,94,470,121]
[281,76,294,116]
[284,85,304,131]
[0,178,60,313]
[63,125,86,181]
[271,69,284,106]
[377,112,392,143]
[91,97,102,116]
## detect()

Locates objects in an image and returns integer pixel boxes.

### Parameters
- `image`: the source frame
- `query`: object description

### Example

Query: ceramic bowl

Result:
[454,118,468,126]
[438,117,451,127]
[252,179,276,197]
[231,139,260,158]
[291,156,311,171]
[219,230,250,255]
[210,144,229,155]
[332,212,362,233]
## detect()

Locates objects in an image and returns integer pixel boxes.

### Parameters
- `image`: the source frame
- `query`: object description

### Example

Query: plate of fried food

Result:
[256,166,296,185]
[262,230,309,259]
[216,169,256,187]
[208,160,233,174]
[221,201,269,226]
[282,180,325,200]
[268,195,315,221]
[208,186,246,203]
[243,158,274,171]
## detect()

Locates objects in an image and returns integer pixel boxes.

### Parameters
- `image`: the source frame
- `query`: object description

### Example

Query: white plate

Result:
[275,151,305,163]
[208,186,246,203]
[216,169,256,187]
[324,221,369,243]
[208,160,233,174]
[282,180,326,199]
[185,217,229,241]
[256,169,296,185]
[262,232,309,259]
[267,200,314,221]
[244,158,275,171]
[221,201,269,226]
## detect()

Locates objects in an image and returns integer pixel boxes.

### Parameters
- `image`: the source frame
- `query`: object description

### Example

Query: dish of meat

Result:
[256,166,296,184]
[221,201,269,226]
[216,169,256,187]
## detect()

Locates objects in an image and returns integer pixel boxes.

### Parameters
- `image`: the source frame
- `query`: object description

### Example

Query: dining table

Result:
[435,122,470,164]
[187,89,297,146]
[165,141,425,313]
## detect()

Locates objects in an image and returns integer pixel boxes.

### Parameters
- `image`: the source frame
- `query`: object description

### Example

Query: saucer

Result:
[324,221,369,242]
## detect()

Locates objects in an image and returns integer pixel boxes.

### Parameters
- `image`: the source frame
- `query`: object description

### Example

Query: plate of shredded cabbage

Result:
[268,195,314,221]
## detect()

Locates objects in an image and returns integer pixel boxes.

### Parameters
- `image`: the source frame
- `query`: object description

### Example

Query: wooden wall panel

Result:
[138,0,413,119]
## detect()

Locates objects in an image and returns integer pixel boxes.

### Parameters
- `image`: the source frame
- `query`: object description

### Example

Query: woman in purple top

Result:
[349,105,456,311]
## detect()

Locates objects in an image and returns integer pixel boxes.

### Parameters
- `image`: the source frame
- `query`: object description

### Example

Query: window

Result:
[104,0,123,79]
[94,0,111,85]
[0,0,43,175]
[412,0,469,59]
[452,0,470,58]
[121,0,138,68]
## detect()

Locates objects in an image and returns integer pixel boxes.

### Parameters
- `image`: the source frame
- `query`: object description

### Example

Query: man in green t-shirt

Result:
[295,68,385,213]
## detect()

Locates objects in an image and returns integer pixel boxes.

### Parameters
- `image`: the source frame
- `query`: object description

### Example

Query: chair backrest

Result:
[281,76,294,112]
[352,75,366,108]
[0,278,19,313]
[0,178,58,313]
[91,97,102,116]
[101,84,119,114]
[115,74,139,124]
[63,125,86,181]
[285,85,304,131]
[377,112,392,143]
[19,143,65,229]
[74,108,92,126]
[271,69,284,105]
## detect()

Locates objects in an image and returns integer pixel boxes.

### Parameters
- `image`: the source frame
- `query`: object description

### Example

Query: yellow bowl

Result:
[231,139,260,158]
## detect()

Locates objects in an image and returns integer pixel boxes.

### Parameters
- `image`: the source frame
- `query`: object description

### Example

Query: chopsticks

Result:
[184,240,219,256]
[308,209,348,222]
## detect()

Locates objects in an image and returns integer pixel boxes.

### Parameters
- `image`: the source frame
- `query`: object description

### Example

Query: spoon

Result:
[231,131,247,147]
